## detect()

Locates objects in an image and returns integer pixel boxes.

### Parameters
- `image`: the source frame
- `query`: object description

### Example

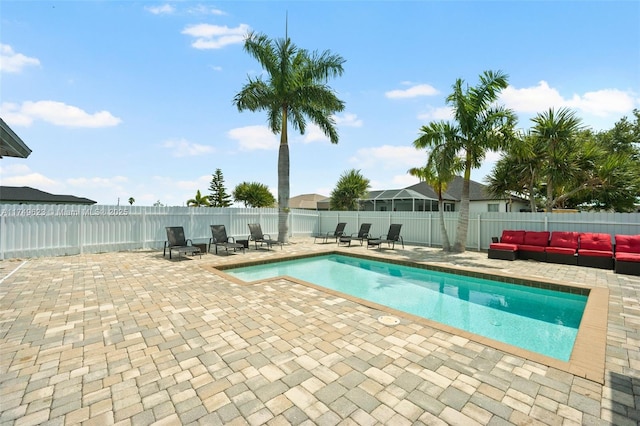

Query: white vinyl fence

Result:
[1,204,639,259]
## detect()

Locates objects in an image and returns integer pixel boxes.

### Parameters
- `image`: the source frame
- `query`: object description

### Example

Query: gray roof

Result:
[0,118,32,158]
[407,176,493,201]
[0,186,96,204]
[365,188,438,201]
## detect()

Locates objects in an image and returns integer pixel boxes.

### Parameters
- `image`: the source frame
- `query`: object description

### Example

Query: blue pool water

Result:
[225,255,587,361]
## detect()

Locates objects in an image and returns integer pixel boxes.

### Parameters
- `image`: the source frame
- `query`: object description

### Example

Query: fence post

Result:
[477,214,481,251]
[0,215,5,260]
[79,209,84,255]
[142,208,146,249]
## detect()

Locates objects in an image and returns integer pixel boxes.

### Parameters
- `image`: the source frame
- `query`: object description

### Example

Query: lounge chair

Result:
[248,223,283,250]
[339,223,371,246]
[314,222,347,244]
[209,225,245,255]
[367,224,404,250]
[164,226,201,259]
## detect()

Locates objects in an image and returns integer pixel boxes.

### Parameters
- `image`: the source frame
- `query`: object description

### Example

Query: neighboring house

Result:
[289,193,329,210]
[357,176,528,213]
[0,117,32,159]
[0,186,96,205]
[358,188,450,212]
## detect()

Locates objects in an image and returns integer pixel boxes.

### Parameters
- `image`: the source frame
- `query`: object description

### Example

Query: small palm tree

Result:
[234,31,346,242]
[330,169,370,211]
[186,190,210,207]
[128,197,135,205]
[233,182,276,208]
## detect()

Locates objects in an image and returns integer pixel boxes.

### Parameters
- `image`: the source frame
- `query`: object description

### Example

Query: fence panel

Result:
[1,204,639,259]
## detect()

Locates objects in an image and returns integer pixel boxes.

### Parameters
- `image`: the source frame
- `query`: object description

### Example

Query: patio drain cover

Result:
[378,315,400,326]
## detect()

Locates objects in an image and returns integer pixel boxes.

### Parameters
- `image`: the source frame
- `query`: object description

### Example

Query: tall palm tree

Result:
[233,31,345,243]
[415,71,516,252]
[412,123,463,251]
[186,190,210,207]
[530,108,583,212]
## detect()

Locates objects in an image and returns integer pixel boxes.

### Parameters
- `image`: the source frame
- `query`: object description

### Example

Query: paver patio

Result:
[0,239,638,425]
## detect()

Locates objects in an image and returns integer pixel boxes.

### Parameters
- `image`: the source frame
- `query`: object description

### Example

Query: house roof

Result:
[289,193,328,210]
[365,188,439,202]
[0,118,32,159]
[407,176,497,201]
[0,186,97,205]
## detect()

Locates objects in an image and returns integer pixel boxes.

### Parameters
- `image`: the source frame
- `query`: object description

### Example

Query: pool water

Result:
[225,254,587,361]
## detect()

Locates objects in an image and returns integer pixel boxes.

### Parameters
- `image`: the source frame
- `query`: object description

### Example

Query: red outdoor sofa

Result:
[614,234,640,276]
[488,230,640,275]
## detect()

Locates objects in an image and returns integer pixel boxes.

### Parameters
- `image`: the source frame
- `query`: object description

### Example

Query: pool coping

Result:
[203,251,608,384]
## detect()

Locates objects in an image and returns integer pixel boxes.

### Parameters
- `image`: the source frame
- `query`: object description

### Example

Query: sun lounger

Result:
[339,223,371,246]
[314,222,346,244]
[209,225,245,255]
[164,226,201,259]
[367,224,404,250]
[248,223,282,250]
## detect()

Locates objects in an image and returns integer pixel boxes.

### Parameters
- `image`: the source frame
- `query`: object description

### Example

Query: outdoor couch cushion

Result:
[615,234,640,255]
[545,246,577,255]
[500,230,526,245]
[546,231,579,250]
[579,233,613,252]
[578,249,613,258]
[519,231,550,253]
[615,252,640,262]
[489,243,518,251]
[578,233,613,262]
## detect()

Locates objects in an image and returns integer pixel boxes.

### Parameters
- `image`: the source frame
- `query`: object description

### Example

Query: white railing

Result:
[1,204,639,259]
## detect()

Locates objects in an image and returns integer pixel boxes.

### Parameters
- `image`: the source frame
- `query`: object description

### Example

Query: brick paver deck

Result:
[1,239,638,425]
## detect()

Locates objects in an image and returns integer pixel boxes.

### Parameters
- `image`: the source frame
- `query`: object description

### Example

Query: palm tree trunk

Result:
[452,167,471,253]
[438,198,451,251]
[278,114,290,243]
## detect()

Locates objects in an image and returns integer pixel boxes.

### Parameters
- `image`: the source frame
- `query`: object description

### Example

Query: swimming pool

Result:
[224,254,587,361]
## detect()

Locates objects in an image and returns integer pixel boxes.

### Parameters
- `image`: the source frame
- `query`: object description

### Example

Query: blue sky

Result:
[2,1,639,206]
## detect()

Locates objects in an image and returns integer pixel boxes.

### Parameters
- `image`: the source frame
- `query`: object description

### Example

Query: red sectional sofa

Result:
[614,234,640,276]
[545,231,579,265]
[488,230,525,261]
[518,231,550,262]
[577,232,614,269]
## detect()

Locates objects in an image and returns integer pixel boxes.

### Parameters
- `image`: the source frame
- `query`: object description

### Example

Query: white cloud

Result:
[188,5,226,15]
[349,145,425,170]
[67,176,128,187]
[299,113,363,144]
[1,173,57,189]
[1,101,121,128]
[500,81,637,118]
[227,125,278,151]
[334,112,363,127]
[182,24,250,49]
[392,174,420,188]
[301,124,328,143]
[566,89,636,117]
[0,44,40,73]
[385,84,439,99]
[145,4,175,15]
[417,106,454,122]
[162,138,214,157]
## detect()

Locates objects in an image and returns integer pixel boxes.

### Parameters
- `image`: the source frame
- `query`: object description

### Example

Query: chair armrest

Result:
[228,236,236,243]
[186,239,193,246]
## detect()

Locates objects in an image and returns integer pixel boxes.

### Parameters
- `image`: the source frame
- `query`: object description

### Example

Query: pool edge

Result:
[202,251,608,384]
